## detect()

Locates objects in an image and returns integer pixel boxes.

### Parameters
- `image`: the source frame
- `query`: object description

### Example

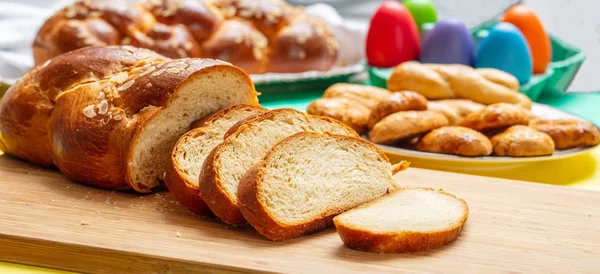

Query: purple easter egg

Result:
[420,18,475,66]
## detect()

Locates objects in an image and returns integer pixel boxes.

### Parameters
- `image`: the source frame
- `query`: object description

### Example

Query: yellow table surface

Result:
[386,145,600,190]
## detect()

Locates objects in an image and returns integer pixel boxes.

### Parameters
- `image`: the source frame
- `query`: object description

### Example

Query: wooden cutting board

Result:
[0,155,598,273]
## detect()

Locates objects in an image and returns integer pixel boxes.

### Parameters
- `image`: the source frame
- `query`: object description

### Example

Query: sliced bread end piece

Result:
[165,105,266,216]
[238,132,397,241]
[333,188,468,253]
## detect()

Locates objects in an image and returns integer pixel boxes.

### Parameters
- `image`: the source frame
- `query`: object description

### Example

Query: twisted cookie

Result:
[387,62,532,109]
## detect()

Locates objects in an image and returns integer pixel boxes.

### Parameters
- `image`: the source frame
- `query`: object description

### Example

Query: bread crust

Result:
[333,188,469,253]
[199,142,247,225]
[165,148,213,216]
[238,132,393,241]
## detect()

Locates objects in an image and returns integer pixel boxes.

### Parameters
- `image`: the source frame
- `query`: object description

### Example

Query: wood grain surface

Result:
[0,155,598,273]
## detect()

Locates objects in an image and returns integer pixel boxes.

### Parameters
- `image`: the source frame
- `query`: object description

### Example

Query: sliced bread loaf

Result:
[333,188,468,253]
[199,109,358,225]
[237,132,400,241]
[165,105,266,216]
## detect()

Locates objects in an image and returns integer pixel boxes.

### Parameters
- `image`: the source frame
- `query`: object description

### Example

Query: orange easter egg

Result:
[502,5,552,74]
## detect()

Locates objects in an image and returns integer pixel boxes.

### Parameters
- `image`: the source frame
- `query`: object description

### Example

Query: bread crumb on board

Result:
[176,231,181,237]
[80,220,89,226]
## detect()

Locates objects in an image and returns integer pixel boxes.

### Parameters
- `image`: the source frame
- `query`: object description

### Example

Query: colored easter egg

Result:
[403,0,438,31]
[502,5,552,73]
[476,22,533,84]
[420,18,475,66]
[366,1,421,67]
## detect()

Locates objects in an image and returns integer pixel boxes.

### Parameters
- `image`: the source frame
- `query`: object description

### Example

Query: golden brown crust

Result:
[165,149,213,216]
[33,0,338,74]
[491,125,555,157]
[322,83,392,110]
[387,61,454,99]
[475,68,519,90]
[458,103,535,132]
[333,188,468,253]
[426,101,462,125]
[237,164,331,241]
[238,132,392,241]
[198,144,248,225]
[367,91,428,128]
[307,97,370,134]
[391,161,411,175]
[529,119,600,149]
[370,111,449,144]
[1,45,258,192]
[416,126,493,157]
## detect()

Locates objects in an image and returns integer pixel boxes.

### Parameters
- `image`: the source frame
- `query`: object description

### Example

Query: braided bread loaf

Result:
[0,46,258,192]
[387,62,532,109]
[33,0,339,74]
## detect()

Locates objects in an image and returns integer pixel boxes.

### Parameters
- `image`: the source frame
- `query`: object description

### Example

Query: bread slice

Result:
[165,105,266,216]
[199,109,358,225]
[125,60,259,192]
[333,188,468,253]
[237,132,400,241]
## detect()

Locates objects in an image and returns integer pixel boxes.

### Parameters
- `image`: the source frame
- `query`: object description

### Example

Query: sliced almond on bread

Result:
[165,105,266,216]
[237,132,399,241]
[333,188,468,253]
[199,109,358,225]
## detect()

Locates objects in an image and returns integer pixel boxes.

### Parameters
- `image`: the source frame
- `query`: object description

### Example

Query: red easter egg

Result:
[366,1,421,68]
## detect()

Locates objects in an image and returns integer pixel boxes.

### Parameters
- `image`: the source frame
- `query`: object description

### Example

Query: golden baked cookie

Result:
[427,101,462,125]
[387,61,455,99]
[433,99,485,117]
[307,97,370,134]
[491,125,555,157]
[370,111,449,144]
[367,91,428,128]
[416,126,493,157]
[458,103,536,131]
[475,68,520,91]
[322,83,391,110]
[529,119,600,149]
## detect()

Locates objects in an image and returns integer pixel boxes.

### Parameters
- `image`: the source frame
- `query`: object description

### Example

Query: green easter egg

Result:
[403,0,438,30]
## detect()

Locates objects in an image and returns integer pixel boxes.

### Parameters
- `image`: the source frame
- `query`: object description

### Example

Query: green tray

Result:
[368,23,585,101]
